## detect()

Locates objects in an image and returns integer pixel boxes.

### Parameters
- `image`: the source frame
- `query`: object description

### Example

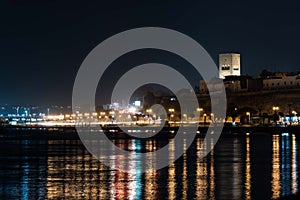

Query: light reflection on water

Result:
[272,135,281,199]
[0,133,299,199]
[291,134,298,194]
[245,136,251,200]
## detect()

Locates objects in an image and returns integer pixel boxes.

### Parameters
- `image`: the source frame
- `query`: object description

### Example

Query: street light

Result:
[168,108,175,112]
[146,109,152,114]
[246,112,251,124]
[168,108,175,122]
[272,106,279,125]
[153,114,157,124]
[203,113,207,125]
[109,111,115,115]
[292,111,297,124]
[197,108,203,123]
[197,108,203,112]
[272,106,279,112]
[109,111,115,122]
[146,109,152,124]
[183,114,187,122]
[133,115,137,124]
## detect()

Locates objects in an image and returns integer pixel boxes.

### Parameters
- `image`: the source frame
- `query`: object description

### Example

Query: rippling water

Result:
[0,133,299,199]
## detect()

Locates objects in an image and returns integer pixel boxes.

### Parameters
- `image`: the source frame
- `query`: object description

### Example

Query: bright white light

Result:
[134,100,141,107]
[282,133,289,137]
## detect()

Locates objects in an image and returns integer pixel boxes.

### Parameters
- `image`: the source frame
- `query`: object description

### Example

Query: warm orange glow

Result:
[197,108,203,112]
[182,151,188,199]
[196,138,208,199]
[92,112,97,116]
[168,108,174,112]
[109,111,115,115]
[245,137,251,200]
[272,106,279,111]
[271,135,281,199]
[146,109,152,113]
[168,140,176,200]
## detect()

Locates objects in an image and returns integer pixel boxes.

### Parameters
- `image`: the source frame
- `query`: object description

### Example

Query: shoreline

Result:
[0,125,299,140]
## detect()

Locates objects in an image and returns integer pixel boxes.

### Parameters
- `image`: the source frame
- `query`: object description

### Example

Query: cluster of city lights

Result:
[1,104,299,127]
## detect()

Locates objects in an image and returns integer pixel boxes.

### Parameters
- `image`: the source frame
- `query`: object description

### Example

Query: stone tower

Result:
[219,53,241,79]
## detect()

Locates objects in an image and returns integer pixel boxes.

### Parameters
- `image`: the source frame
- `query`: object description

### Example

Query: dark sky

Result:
[0,1,299,106]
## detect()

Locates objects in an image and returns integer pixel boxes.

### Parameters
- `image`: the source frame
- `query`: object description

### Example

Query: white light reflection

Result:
[291,134,298,194]
[128,140,142,200]
[21,161,29,200]
[281,133,291,196]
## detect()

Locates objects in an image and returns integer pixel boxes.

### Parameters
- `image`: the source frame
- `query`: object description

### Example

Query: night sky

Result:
[1,1,299,106]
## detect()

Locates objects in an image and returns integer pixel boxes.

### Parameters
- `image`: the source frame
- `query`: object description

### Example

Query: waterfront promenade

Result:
[1,124,299,140]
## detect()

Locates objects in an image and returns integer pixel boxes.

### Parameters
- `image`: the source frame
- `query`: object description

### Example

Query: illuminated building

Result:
[263,74,300,90]
[219,53,241,79]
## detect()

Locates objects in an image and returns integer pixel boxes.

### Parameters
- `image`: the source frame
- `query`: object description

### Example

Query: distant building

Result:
[200,54,299,95]
[200,75,262,94]
[199,77,226,95]
[224,76,262,93]
[219,53,241,79]
[262,73,300,90]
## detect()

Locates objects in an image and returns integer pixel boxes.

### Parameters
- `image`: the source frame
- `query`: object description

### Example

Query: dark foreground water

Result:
[0,133,299,199]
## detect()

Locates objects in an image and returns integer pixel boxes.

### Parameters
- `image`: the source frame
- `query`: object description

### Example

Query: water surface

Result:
[0,133,299,199]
